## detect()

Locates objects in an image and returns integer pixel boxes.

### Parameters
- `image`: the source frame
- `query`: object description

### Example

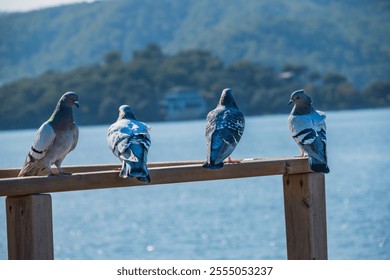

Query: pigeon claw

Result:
[224,156,241,164]
[294,150,307,158]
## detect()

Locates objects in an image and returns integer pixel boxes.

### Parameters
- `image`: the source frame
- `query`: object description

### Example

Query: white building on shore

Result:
[161,87,207,121]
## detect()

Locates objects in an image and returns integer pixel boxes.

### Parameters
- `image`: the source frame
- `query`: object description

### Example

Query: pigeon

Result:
[288,89,330,173]
[18,92,79,177]
[203,88,245,169]
[107,105,151,182]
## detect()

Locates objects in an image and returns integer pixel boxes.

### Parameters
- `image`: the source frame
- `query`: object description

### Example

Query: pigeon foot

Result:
[294,150,307,158]
[225,156,241,164]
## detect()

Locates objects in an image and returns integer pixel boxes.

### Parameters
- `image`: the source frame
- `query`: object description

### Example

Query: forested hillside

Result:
[0,0,389,87]
[0,44,389,130]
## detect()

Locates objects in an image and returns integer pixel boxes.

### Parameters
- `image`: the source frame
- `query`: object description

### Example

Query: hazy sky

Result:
[0,0,96,12]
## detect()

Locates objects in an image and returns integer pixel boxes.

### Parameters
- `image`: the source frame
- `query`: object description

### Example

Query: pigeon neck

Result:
[292,104,312,115]
[118,112,136,120]
[220,100,238,109]
[50,103,74,129]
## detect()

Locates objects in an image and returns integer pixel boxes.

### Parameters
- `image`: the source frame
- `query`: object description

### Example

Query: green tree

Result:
[363,81,390,107]
[104,51,122,65]
[0,44,388,131]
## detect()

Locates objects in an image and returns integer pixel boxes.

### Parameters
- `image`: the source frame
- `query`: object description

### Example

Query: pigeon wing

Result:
[289,112,327,163]
[108,119,151,159]
[29,121,57,159]
[108,119,131,157]
[18,121,56,176]
[130,120,151,149]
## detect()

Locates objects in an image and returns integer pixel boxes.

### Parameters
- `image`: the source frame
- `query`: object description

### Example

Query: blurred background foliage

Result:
[0,44,389,130]
[0,0,389,130]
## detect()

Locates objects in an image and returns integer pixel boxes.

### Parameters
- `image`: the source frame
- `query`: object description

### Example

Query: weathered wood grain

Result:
[6,194,54,260]
[0,160,206,179]
[0,157,311,196]
[2,157,329,261]
[282,172,328,260]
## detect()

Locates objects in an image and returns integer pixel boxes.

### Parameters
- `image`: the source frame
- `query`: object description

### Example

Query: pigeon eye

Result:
[296,96,300,99]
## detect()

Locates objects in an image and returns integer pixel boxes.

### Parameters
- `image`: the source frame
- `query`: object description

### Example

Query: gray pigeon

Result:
[203,88,245,169]
[288,89,329,173]
[18,92,79,177]
[107,105,151,182]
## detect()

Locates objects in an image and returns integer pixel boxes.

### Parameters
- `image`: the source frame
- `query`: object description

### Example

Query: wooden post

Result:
[6,194,54,260]
[282,172,328,260]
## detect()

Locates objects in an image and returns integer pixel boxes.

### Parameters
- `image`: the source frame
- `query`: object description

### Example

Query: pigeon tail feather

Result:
[308,156,330,173]
[18,165,43,177]
[18,154,45,177]
[136,174,151,183]
[119,160,151,182]
[202,161,224,170]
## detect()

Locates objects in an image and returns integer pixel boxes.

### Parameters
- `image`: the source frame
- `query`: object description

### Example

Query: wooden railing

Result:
[0,157,328,260]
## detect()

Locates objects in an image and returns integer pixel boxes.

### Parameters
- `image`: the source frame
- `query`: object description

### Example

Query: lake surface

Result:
[0,108,389,260]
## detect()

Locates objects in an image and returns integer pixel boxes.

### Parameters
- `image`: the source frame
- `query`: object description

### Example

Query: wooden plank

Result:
[0,157,312,196]
[282,173,328,260]
[6,194,54,260]
[0,165,119,179]
[0,160,206,179]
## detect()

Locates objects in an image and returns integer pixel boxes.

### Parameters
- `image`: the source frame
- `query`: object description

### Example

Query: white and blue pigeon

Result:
[203,88,245,169]
[18,92,79,177]
[107,105,151,182]
[288,89,330,173]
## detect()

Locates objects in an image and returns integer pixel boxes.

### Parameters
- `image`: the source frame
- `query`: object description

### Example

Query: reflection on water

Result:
[0,109,389,259]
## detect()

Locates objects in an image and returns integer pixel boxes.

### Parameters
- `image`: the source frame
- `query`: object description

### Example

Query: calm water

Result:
[0,109,389,260]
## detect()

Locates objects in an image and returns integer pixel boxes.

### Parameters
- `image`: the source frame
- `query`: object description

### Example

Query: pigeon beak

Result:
[288,100,292,105]
[74,101,79,108]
